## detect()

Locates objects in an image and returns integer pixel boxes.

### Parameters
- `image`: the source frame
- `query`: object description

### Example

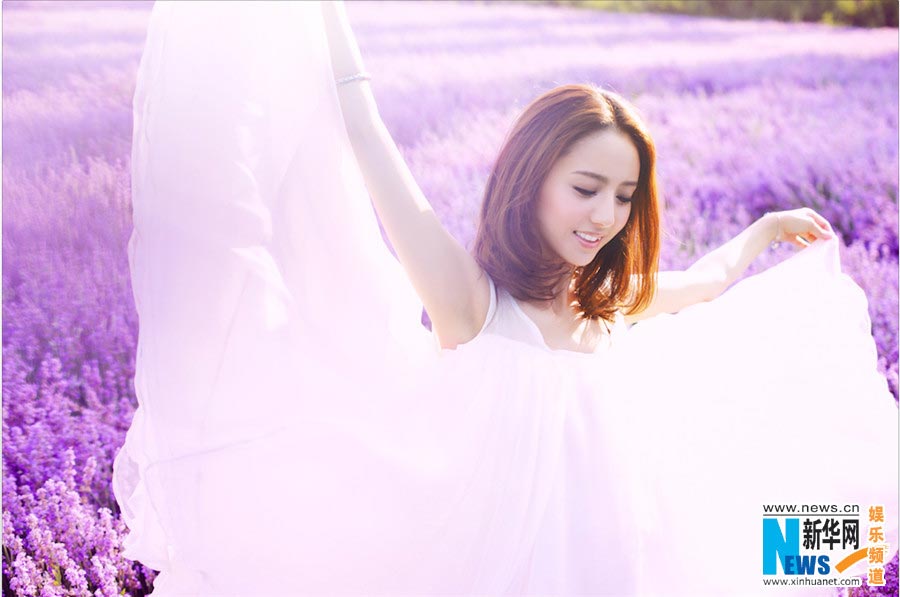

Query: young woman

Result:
[113,2,898,595]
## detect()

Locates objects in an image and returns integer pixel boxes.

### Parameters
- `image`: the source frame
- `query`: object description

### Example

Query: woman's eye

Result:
[574,186,633,204]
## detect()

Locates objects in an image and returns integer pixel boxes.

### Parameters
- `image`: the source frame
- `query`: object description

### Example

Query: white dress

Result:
[112,2,898,595]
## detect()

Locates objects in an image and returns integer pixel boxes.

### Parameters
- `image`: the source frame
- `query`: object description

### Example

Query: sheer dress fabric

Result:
[113,2,899,594]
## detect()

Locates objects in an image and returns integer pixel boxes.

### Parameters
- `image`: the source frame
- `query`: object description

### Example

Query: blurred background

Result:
[2,1,897,595]
[556,0,898,27]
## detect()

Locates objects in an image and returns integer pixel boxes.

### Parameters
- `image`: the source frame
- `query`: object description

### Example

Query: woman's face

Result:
[536,128,640,268]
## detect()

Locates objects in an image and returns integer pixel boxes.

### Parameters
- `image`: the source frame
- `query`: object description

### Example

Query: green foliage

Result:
[556,0,898,27]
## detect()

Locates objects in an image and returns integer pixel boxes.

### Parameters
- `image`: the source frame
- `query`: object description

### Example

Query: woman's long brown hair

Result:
[472,84,661,322]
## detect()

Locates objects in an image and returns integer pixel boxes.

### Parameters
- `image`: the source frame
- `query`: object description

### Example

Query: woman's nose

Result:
[590,196,616,229]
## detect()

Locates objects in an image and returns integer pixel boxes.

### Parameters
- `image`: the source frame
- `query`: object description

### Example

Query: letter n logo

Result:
[763,518,799,575]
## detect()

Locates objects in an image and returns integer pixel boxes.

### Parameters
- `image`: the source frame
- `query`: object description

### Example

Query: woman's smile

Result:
[574,230,602,248]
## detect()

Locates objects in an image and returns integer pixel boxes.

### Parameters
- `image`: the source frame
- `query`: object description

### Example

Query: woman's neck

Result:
[532,271,578,316]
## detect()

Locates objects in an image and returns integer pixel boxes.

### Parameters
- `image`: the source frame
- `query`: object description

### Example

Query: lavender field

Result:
[2,1,898,595]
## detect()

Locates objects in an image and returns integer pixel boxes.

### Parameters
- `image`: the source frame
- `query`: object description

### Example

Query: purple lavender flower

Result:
[2,1,896,595]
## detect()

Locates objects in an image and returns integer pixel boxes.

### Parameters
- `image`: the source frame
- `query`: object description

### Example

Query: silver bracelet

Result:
[336,72,372,86]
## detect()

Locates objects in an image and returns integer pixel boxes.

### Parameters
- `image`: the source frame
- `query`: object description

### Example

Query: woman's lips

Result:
[574,231,601,248]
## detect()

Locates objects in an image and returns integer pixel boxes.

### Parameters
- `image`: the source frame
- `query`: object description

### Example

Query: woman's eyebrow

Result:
[573,170,638,188]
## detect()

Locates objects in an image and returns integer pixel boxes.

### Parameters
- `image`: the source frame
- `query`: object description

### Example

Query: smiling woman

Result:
[111,1,898,595]
[471,86,662,328]
[536,130,638,272]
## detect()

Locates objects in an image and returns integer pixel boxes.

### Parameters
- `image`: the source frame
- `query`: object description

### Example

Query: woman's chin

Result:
[565,254,597,268]
[547,242,599,269]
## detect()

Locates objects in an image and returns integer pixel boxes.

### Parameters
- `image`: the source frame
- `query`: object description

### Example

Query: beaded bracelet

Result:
[336,72,372,86]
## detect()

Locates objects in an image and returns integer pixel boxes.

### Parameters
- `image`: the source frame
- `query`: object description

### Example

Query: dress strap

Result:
[431,273,497,351]
[476,274,498,336]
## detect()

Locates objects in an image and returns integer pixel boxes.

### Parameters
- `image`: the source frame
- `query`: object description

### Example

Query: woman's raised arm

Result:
[320,2,490,349]
[623,209,835,325]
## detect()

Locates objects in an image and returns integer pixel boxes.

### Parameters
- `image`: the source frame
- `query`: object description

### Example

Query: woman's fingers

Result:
[812,219,834,239]
[805,209,835,237]
[801,230,822,246]
[804,227,825,242]
[807,208,831,228]
[797,211,833,242]
[789,229,817,248]
[773,208,837,249]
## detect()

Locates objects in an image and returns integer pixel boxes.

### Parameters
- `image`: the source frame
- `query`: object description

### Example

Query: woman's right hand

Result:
[321,1,366,81]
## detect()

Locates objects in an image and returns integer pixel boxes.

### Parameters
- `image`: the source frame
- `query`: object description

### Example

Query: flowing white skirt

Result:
[113,2,898,594]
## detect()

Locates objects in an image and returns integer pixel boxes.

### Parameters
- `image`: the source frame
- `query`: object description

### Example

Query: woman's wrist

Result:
[320,2,379,134]
[763,211,782,244]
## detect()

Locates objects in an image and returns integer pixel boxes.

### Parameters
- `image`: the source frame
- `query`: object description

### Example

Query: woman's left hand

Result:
[768,208,835,248]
